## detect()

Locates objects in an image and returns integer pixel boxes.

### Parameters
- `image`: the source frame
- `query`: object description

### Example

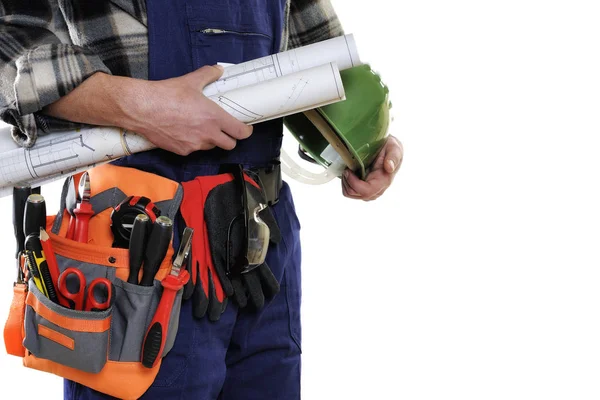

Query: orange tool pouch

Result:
[3,164,185,400]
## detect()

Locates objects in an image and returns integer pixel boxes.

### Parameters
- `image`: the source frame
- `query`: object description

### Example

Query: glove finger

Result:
[243,271,265,310]
[213,258,234,297]
[183,275,195,300]
[208,269,226,322]
[192,262,209,319]
[231,277,248,308]
[258,262,280,299]
[221,297,228,313]
[204,223,234,297]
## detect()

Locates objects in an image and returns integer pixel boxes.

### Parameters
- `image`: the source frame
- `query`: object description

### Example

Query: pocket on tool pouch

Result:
[109,278,183,362]
[23,281,112,374]
[186,3,274,67]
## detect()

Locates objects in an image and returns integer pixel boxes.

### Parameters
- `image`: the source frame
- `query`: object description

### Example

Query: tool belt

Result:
[2,161,283,399]
[3,164,184,400]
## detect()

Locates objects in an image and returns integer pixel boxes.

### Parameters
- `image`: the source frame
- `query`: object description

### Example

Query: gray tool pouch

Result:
[24,280,112,373]
[21,239,183,372]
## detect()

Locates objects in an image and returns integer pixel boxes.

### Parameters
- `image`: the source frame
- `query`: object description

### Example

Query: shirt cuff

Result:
[14,43,111,116]
[2,108,83,148]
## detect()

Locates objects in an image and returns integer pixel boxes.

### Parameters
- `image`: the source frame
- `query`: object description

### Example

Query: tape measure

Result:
[110,196,160,248]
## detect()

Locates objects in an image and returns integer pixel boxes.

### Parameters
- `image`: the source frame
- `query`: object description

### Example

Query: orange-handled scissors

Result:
[58,268,114,311]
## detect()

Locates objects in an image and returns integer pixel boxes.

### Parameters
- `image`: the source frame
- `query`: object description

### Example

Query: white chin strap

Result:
[280,148,346,185]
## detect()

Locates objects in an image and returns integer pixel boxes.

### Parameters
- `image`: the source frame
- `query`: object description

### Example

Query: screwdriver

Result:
[23,194,46,238]
[140,216,173,287]
[128,214,151,285]
[13,185,32,283]
[73,172,93,243]
[13,185,32,258]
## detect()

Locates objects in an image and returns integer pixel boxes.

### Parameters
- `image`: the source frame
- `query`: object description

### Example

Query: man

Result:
[0,0,403,398]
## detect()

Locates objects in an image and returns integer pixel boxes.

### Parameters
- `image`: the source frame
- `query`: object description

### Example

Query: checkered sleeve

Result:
[0,1,111,147]
[285,0,345,50]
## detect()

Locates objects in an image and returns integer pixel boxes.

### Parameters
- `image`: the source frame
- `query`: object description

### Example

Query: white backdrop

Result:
[1,0,600,398]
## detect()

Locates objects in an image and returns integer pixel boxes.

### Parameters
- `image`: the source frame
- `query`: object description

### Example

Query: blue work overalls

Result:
[64,1,302,398]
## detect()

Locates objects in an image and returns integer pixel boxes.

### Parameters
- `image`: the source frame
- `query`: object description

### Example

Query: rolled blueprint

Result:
[0,62,346,198]
[210,62,345,124]
[0,127,152,198]
[203,34,360,97]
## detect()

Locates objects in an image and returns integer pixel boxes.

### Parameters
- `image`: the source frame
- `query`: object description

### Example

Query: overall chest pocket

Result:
[186,2,275,68]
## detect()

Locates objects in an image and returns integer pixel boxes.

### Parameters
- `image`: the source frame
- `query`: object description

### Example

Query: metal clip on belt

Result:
[252,160,282,206]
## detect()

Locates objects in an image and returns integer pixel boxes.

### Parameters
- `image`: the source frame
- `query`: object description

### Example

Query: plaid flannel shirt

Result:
[0,0,343,147]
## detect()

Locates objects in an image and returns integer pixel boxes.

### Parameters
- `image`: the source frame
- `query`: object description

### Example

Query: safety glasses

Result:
[226,165,271,277]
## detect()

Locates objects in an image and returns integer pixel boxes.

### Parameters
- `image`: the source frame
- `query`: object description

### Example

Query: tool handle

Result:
[140,217,173,286]
[13,186,32,257]
[141,275,184,368]
[23,194,46,238]
[128,214,150,284]
[73,202,94,243]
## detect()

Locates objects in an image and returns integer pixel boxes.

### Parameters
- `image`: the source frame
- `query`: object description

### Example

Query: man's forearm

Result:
[43,72,150,132]
[41,66,252,155]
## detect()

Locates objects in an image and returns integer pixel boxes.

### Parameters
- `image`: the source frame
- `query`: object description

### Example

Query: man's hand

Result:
[128,65,252,155]
[341,135,403,201]
[43,66,252,156]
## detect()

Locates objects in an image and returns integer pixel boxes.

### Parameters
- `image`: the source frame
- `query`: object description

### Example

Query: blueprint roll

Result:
[203,34,361,97]
[0,127,154,198]
[208,62,345,125]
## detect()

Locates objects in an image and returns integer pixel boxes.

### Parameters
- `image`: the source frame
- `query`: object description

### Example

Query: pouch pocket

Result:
[23,281,111,374]
[109,279,183,362]
[187,4,274,67]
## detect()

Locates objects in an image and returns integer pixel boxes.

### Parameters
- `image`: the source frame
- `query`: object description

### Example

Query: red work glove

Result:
[180,171,280,321]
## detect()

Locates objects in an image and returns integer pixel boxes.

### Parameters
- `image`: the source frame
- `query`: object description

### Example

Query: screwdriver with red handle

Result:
[141,227,192,368]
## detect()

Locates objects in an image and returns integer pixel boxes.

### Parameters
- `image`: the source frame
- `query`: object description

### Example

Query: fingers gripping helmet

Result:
[283,64,391,184]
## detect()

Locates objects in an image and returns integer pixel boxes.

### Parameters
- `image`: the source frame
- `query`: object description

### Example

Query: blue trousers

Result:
[65,157,302,399]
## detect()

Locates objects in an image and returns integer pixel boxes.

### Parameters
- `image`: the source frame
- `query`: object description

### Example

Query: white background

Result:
[1,0,600,398]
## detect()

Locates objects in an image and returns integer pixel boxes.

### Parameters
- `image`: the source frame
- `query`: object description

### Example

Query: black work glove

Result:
[203,175,281,310]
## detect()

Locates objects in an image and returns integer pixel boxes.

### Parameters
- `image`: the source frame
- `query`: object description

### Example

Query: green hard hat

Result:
[284,64,391,180]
